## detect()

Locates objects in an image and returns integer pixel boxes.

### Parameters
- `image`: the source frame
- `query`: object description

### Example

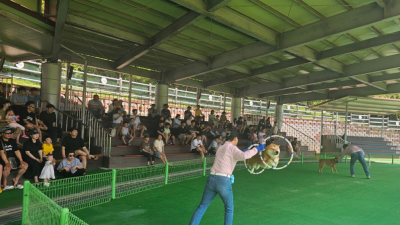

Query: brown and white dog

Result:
[245,143,280,172]
[315,153,339,174]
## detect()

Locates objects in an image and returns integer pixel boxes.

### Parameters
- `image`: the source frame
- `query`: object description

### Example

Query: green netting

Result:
[22,182,87,225]
[67,213,88,225]
[168,159,208,184]
[115,164,166,198]
[35,171,113,212]
[23,183,63,224]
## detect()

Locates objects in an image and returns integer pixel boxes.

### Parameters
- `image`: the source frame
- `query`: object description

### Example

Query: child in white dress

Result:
[39,154,55,186]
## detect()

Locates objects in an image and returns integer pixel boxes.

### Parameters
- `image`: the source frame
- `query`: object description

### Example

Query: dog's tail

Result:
[315,153,320,160]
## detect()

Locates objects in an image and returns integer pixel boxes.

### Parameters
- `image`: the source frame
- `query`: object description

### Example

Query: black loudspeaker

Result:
[67,66,74,80]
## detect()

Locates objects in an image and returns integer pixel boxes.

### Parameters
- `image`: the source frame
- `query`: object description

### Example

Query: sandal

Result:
[91,156,99,161]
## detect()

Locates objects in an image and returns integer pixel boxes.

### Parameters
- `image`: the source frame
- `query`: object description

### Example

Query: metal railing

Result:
[67,92,112,157]
[281,121,320,152]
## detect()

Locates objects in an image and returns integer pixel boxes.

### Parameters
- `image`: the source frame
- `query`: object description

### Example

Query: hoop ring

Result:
[260,135,294,170]
[244,149,266,174]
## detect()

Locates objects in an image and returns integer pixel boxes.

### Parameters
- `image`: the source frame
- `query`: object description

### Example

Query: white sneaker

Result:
[44,182,50,187]
[3,185,15,191]
[350,175,355,178]
[367,176,370,179]
[15,184,24,189]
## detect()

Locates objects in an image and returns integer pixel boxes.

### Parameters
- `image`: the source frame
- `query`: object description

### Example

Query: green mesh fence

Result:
[35,171,113,212]
[115,164,166,198]
[22,181,87,225]
[67,212,88,225]
[22,158,221,225]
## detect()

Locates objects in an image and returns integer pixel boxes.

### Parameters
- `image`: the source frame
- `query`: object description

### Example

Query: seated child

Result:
[120,122,134,145]
[163,123,175,145]
[6,109,28,138]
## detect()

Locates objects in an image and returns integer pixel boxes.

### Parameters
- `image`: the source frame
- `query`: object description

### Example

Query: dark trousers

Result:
[44,127,63,140]
[142,152,155,163]
[59,168,86,178]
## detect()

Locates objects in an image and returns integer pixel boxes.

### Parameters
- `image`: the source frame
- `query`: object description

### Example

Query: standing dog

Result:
[315,153,339,174]
[245,143,280,172]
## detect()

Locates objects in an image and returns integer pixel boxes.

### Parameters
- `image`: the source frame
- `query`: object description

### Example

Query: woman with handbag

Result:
[23,129,43,183]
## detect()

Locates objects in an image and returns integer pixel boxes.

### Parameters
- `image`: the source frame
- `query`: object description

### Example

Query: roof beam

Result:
[204,57,309,87]
[241,52,400,96]
[376,0,388,7]
[279,2,400,50]
[207,0,232,12]
[50,0,70,62]
[259,80,361,98]
[168,0,278,44]
[164,41,276,82]
[0,56,5,72]
[59,51,160,80]
[317,31,400,59]
[114,11,203,70]
[279,83,400,104]
[165,2,400,83]
[351,74,387,91]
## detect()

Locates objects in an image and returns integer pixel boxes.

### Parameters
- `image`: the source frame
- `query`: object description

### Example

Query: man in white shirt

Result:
[191,134,207,160]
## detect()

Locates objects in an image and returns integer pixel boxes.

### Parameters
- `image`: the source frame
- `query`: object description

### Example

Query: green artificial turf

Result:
[70,163,400,225]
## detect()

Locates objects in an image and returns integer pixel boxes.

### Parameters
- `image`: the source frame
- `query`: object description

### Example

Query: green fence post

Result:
[21,180,30,224]
[203,158,206,176]
[165,162,169,185]
[345,155,347,163]
[111,169,116,200]
[60,208,69,225]
[324,153,327,159]
[301,152,303,164]
[392,154,394,164]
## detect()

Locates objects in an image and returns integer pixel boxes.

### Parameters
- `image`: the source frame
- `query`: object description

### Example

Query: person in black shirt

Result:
[184,106,193,121]
[161,104,171,120]
[23,130,43,183]
[177,123,188,145]
[39,104,63,144]
[61,128,98,169]
[20,101,47,141]
[156,121,165,137]
[0,126,27,190]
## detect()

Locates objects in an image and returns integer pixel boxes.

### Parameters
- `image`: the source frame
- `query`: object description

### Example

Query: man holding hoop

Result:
[189,134,261,225]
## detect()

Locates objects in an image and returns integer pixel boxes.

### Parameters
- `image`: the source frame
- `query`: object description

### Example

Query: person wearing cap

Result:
[340,144,370,179]
[88,95,105,121]
[39,104,63,144]
[188,134,261,225]
[23,130,43,183]
[0,126,28,191]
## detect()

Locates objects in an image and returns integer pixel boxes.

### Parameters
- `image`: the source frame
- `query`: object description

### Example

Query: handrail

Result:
[283,121,320,145]
[281,121,320,152]
[68,92,112,157]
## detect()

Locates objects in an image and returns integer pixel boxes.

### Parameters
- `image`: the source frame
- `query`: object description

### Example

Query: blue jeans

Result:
[189,175,233,225]
[350,151,370,176]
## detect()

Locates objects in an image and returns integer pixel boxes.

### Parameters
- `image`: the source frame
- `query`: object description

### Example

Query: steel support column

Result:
[344,102,349,142]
